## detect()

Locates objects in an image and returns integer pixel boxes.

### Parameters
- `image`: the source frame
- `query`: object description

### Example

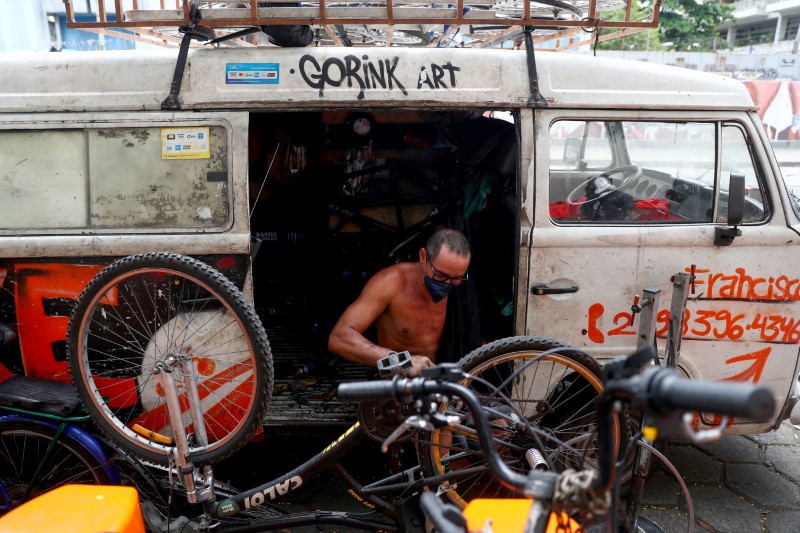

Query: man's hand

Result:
[405,355,435,377]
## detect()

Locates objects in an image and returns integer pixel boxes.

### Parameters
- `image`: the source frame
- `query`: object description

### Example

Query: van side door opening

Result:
[247,110,520,425]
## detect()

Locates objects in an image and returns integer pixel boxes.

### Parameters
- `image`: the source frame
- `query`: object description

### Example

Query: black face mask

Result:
[424,275,455,303]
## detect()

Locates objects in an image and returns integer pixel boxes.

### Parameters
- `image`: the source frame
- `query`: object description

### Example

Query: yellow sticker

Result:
[161,127,210,159]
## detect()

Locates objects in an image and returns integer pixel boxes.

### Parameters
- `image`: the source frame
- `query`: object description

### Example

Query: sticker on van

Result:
[226,63,280,84]
[161,127,210,160]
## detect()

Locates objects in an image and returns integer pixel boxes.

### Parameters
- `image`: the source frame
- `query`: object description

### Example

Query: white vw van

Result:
[1,46,798,433]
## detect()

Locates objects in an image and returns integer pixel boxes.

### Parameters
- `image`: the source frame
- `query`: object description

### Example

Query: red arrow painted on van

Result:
[722,347,771,384]
[702,347,771,429]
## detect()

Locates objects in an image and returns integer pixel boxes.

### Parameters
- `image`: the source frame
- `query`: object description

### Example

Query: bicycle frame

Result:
[153,359,418,531]
[153,353,550,532]
[147,330,660,532]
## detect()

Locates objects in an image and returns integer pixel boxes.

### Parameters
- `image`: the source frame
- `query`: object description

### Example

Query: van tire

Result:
[415,335,628,509]
[67,252,273,466]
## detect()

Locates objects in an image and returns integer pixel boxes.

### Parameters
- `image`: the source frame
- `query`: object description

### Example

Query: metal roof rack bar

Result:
[62,0,661,50]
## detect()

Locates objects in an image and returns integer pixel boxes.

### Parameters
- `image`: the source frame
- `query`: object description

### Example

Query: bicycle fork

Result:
[154,355,216,505]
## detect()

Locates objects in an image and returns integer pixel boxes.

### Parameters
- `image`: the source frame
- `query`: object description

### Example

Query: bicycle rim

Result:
[68,252,272,465]
[0,422,112,513]
[418,337,623,508]
[318,26,430,46]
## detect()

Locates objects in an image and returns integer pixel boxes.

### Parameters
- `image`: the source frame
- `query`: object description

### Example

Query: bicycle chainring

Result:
[358,399,414,443]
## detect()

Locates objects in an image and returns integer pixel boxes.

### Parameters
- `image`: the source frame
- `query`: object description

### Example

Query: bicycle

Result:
[64,252,627,531]
[337,346,775,533]
[0,376,168,519]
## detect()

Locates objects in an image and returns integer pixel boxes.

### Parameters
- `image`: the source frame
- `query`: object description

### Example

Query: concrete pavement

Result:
[639,422,800,532]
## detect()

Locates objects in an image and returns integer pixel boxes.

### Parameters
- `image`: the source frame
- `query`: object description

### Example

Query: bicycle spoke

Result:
[68,253,271,465]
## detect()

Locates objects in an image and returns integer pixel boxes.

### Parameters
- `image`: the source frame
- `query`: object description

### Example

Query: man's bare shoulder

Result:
[370,262,417,286]
[358,263,417,303]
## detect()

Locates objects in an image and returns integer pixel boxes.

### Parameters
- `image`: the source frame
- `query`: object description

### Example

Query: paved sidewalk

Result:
[639,421,800,532]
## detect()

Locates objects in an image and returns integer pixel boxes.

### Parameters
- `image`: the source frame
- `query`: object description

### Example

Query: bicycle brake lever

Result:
[382,416,432,453]
[680,412,728,442]
[420,363,463,382]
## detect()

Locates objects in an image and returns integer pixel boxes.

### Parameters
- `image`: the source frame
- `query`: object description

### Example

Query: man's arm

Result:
[328,269,435,377]
[328,270,396,367]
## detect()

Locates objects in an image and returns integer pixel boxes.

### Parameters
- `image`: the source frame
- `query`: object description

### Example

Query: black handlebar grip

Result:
[336,380,400,402]
[650,370,775,422]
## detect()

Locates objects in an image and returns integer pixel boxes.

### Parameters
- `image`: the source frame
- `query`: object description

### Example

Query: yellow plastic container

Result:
[463,498,581,533]
[0,485,144,533]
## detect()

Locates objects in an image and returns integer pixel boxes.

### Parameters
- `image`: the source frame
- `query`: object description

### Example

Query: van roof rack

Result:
[62,0,661,51]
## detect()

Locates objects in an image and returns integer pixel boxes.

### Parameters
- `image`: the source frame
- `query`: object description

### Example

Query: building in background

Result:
[0,0,142,52]
[719,0,800,53]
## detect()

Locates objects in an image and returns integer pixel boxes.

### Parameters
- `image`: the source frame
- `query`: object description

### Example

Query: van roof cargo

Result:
[61,0,661,52]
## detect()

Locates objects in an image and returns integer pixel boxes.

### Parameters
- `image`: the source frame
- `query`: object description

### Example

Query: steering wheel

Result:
[566,165,643,206]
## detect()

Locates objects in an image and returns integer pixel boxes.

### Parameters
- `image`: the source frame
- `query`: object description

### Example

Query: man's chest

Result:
[384,294,446,338]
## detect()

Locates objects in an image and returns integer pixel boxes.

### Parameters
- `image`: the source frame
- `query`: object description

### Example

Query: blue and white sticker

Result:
[226,63,280,84]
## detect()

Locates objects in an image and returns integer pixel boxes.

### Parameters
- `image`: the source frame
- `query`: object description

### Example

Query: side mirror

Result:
[727,173,745,227]
[563,138,582,168]
[714,173,745,246]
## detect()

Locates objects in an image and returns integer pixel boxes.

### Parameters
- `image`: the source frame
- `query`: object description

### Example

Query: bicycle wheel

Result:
[68,252,273,466]
[317,26,430,46]
[416,336,627,508]
[0,418,113,513]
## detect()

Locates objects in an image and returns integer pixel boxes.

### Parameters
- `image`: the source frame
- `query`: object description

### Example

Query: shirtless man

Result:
[328,229,471,377]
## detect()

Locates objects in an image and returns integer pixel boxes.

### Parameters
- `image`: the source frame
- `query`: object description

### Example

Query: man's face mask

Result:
[424,276,456,303]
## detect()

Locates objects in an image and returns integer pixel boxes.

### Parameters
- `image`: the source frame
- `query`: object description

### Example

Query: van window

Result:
[548,120,768,224]
[0,126,230,232]
[718,124,767,223]
[0,130,88,229]
[549,121,613,171]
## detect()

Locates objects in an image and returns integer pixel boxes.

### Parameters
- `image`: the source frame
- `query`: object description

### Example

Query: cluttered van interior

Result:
[248,110,518,425]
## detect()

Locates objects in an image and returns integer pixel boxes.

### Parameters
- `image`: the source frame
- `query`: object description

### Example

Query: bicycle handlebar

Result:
[338,377,535,494]
[638,367,774,421]
[596,360,775,489]
[419,492,467,533]
[336,379,398,402]
[338,357,776,499]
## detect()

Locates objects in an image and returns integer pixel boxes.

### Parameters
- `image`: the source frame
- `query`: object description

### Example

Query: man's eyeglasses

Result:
[426,250,469,284]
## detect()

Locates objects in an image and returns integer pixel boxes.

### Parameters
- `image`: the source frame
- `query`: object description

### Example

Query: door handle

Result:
[531,284,579,295]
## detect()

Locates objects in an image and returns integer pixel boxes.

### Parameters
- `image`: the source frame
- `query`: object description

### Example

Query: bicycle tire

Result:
[67,252,273,466]
[317,26,430,47]
[494,0,584,19]
[0,418,114,513]
[416,336,628,508]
